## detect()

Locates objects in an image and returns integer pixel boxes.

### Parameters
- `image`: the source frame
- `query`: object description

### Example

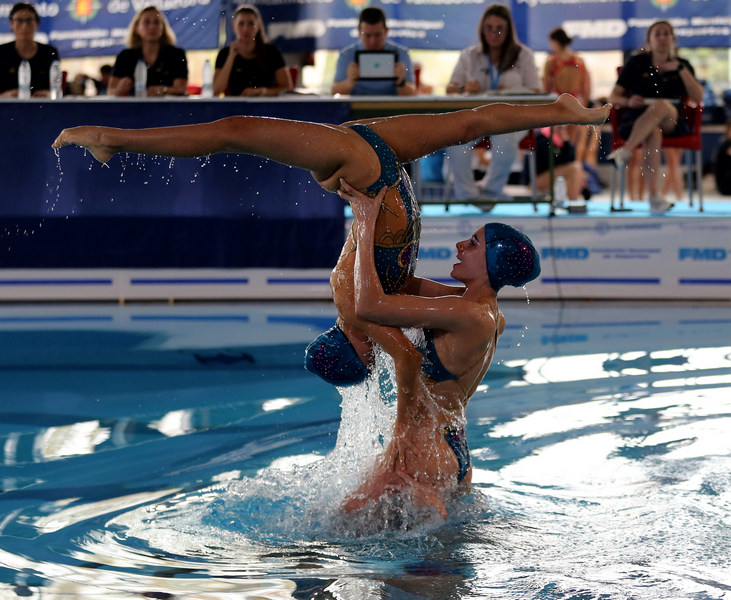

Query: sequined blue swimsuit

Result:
[347,124,421,294]
[418,328,472,482]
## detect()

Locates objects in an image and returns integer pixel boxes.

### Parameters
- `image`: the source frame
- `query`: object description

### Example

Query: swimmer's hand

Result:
[52,126,118,164]
[338,178,385,228]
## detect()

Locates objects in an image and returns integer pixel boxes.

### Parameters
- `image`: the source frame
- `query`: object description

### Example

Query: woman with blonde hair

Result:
[109,5,188,97]
[214,4,293,97]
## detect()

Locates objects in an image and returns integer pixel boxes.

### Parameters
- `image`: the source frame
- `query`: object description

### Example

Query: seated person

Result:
[607,20,704,214]
[109,5,188,97]
[532,126,587,202]
[444,4,540,203]
[213,4,293,97]
[0,2,59,97]
[331,7,415,97]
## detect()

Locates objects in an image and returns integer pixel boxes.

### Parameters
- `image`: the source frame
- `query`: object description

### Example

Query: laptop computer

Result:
[356,50,398,80]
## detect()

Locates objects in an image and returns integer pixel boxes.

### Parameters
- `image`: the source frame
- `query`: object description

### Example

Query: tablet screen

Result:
[356,51,397,80]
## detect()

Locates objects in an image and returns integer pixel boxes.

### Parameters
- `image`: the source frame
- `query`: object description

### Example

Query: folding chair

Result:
[609,101,704,212]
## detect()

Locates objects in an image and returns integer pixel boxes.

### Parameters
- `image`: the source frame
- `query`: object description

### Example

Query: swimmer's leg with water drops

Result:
[351,94,610,164]
[52,117,388,194]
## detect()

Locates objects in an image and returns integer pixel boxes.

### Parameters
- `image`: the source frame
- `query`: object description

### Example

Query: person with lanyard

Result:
[443,4,541,205]
[331,7,416,97]
[0,2,59,97]
[213,4,293,97]
[607,20,704,215]
[109,5,188,97]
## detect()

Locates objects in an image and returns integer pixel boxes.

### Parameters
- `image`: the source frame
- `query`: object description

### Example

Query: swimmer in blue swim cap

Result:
[338,180,539,521]
[54,95,605,395]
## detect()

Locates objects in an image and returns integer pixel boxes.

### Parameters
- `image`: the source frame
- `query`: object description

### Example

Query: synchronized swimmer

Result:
[53,94,610,518]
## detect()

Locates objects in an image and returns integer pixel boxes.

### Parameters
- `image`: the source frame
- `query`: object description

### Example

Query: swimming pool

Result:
[0,300,729,599]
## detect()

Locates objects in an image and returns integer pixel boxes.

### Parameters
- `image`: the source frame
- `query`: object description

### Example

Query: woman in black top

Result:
[608,20,703,214]
[109,6,188,97]
[213,4,293,97]
[0,2,59,97]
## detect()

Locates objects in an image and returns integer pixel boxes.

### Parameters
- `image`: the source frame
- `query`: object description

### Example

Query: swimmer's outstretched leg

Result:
[52,117,386,192]
[52,95,608,192]
[352,94,610,163]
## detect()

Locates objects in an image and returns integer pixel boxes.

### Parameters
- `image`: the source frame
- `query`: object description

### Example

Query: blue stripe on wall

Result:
[542,278,661,285]
[267,278,331,285]
[0,279,112,285]
[130,278,249,285]
[678,279,731,285]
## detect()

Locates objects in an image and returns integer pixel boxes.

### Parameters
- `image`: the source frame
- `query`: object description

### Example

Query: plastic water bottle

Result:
[134,59,147,97]
[49,60,62,100]
[18,60,31,99]
[201,59,213,98]
[553,175,568,207]
[84,75,96,97]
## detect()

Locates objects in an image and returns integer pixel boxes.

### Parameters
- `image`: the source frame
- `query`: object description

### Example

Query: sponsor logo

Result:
[541,247,589,260]
[563,19,627,40]
[67,0,100,23]
[651,0,679,11]
[419,247,453,260]
[346,0,370,11]
[679,248,728,261]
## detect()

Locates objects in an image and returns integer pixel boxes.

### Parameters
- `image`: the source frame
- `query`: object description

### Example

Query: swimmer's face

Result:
[359,22,388,51]
[452,228,488,283]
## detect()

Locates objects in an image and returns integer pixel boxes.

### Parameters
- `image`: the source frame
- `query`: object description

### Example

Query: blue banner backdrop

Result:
[0,0,223,58]
[1,0,729,58]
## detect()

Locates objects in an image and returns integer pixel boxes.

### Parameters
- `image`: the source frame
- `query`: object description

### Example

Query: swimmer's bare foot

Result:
[555,93,610,126]
[52,126,118,164]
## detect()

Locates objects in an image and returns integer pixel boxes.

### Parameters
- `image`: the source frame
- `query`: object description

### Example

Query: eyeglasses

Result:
[12,17,36,25]
[484,26,506,35]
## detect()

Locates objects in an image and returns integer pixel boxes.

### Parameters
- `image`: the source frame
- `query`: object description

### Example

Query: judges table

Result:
[1,94,555,272]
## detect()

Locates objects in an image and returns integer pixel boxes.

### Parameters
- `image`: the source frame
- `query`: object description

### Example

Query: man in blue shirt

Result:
[332,7,416,96]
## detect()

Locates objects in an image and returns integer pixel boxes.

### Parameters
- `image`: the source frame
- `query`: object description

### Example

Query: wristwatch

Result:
[677,62,685,72]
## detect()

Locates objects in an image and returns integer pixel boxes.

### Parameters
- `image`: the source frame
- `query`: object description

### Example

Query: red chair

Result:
[609,100,704,212]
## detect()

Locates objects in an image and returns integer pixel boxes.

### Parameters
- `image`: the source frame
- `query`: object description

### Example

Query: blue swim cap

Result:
[304,325,368,386]
[483,223,541,291]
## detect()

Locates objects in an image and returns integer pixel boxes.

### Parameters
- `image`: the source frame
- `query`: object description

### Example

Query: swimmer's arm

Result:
[345,179,476,333]
[401,276,465,299]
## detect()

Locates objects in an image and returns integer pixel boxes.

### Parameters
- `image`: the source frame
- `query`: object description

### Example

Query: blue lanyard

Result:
[487,56,501,90]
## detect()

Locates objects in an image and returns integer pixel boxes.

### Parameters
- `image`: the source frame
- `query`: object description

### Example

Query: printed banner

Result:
[415,216,731,300]
[0,0,222,58]
[256,0,731,53]
[1,0,728,58]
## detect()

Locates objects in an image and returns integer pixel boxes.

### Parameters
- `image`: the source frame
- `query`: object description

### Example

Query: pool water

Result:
[0,300,729,599]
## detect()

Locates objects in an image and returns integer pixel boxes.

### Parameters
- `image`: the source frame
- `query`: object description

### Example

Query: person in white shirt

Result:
[444,4,540,204]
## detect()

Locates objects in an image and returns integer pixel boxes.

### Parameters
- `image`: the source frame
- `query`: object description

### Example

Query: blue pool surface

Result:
[0,300,729,599]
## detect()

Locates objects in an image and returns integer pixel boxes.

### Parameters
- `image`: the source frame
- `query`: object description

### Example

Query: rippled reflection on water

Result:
[0,301,729,599]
